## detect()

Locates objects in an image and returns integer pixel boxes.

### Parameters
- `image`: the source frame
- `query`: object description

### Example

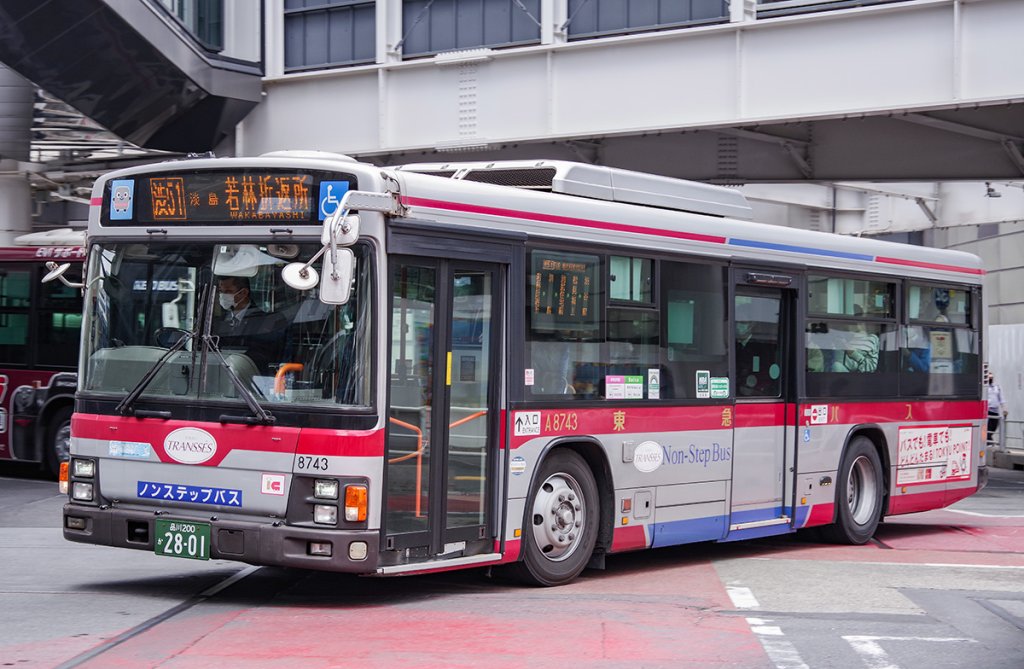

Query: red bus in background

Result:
[0,235,84,476]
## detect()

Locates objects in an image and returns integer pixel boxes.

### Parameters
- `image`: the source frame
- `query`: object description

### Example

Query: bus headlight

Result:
[313,504,338,525]
[72,458,95,478]
[72,482,94,502]
[314,479,339,500]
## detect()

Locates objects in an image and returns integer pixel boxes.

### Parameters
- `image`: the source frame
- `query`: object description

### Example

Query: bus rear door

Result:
[729,268,800,538]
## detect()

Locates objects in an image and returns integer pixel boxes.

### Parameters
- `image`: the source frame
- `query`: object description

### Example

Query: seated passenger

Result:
[835,321,878,373]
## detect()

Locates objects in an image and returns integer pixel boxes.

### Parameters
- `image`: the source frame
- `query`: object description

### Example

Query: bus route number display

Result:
[531,251,599,333]
[107,170,355,225]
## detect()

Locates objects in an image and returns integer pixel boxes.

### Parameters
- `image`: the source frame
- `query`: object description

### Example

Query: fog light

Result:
[72,458,95,478]
[314,479,339,500]
[66,516,87,530]
[308,541,332,556]
[344,484,367,522]
[72,482,94,502]
[348,541,368,561]
[313,504,337,525]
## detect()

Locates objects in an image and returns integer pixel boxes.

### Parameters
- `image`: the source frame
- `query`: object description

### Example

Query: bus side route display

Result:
[103,170,357,225]
[531,250,600,334]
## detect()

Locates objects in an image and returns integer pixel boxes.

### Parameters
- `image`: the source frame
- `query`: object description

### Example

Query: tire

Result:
[45,406,73,479]
[510,449,599,586]
[821,436,884,544]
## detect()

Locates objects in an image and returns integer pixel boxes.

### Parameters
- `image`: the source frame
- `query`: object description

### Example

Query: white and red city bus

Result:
[61,153,985,585]
[0,233,84,476]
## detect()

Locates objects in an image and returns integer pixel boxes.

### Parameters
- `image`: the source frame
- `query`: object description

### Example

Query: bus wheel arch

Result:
[511,441,610,586]
[821,429,887,545]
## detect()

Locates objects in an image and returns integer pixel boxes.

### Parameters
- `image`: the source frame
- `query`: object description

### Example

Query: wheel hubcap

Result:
[846,454,878,525]
[530,472,585,562]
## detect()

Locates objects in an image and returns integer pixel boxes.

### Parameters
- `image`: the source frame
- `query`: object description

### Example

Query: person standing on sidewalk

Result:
[987,372,1008,447]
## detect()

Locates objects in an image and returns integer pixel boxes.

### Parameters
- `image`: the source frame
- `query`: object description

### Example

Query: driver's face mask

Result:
[219,291,238,311]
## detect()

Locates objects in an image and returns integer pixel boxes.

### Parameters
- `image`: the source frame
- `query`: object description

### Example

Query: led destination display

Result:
[105,170,355,225]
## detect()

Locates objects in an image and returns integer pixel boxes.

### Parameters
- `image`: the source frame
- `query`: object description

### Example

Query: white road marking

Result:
[748,557,1024,570]
[842,635,977,669]
[728,586,809,669]
[727,585,760,609]
[944,508,1024,518]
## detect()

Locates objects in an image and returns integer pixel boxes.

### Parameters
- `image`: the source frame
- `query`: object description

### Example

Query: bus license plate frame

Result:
[154,518,211,561]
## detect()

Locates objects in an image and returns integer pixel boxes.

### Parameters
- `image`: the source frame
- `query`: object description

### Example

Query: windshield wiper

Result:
[200,332,275,425]
[114,331,194,416]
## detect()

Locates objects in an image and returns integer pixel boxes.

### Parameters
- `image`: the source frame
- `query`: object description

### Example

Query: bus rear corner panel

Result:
[62,504,381,573]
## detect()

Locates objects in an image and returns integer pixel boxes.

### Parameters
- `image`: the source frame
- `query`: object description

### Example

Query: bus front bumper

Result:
[62,503,380,573]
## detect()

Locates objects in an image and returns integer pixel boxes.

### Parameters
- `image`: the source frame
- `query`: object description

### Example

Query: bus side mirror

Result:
[42,262,84,289]
[319,248,354,305]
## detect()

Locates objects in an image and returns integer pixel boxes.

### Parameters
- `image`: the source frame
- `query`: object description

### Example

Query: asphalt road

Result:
[1,464,1022,668]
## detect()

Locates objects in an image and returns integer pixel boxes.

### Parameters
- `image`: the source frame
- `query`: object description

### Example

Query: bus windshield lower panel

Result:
[81,241,372,409]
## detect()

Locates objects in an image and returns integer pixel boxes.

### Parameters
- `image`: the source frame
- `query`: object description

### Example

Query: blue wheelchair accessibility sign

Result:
[319,181,350,220]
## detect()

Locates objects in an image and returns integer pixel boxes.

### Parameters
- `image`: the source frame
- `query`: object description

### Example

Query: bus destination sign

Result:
[105,170,354,225]
[531,251,599,333]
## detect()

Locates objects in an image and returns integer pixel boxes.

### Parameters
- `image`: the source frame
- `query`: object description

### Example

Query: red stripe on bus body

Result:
[90,197,102,206]
[508,405,734,448]
[401,196,729,245]
[804,400,985,425]
[72,414,384,463]
[803,503,835,528]
[611,524,649,553]
[875,256,985,276]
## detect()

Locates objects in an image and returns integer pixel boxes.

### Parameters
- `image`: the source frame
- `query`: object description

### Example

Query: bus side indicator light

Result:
[345,485,368,522]
[621,517,629,525]
[514,528,521,538]
[59,461,69,495]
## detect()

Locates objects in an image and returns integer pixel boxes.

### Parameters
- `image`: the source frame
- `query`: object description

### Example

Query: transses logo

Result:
[163,427,217,465]
[633,441,663,473]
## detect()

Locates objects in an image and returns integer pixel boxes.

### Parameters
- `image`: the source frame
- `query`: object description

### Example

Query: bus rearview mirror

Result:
[319,248,354,305]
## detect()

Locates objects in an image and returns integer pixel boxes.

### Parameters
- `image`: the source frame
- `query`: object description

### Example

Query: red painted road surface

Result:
[26,501,1016,669]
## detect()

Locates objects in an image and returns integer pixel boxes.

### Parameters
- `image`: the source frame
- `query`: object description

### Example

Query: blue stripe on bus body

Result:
[718,506,794,543]
[727,237,875,262]
[650,516,728,548]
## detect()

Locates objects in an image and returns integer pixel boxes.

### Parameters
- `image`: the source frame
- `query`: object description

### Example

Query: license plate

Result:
[154,519,211,561]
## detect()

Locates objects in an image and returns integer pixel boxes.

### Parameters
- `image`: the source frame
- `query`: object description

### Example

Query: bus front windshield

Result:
[81,241,372,409]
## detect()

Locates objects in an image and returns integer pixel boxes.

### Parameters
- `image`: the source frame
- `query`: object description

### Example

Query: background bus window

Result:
[40,280,82,368]
[907,283,969,324]
[805,274,899,397]
[660,261,728,399]
[900,282,978,397]
[807,275,895,318]
[0,267,30,364]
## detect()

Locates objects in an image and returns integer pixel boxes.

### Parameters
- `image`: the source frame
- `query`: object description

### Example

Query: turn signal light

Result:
[59,461,69,495]
[345,485,367,522]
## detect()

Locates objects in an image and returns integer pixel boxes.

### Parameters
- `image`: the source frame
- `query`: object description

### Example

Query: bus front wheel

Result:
[821,436,883,545]
[512,449,599,586]
[45,406,73,478]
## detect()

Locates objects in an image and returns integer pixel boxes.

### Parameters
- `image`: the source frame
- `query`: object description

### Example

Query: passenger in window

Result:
[836,308,878,373]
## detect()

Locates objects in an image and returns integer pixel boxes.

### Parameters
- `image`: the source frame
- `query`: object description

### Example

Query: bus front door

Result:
[731,279,798,536]
[383,257,504,564]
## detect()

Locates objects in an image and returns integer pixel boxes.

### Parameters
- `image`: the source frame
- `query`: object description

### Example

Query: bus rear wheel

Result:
[511,449,599,586]
[821,436,883,545]
[45,406,73,479]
